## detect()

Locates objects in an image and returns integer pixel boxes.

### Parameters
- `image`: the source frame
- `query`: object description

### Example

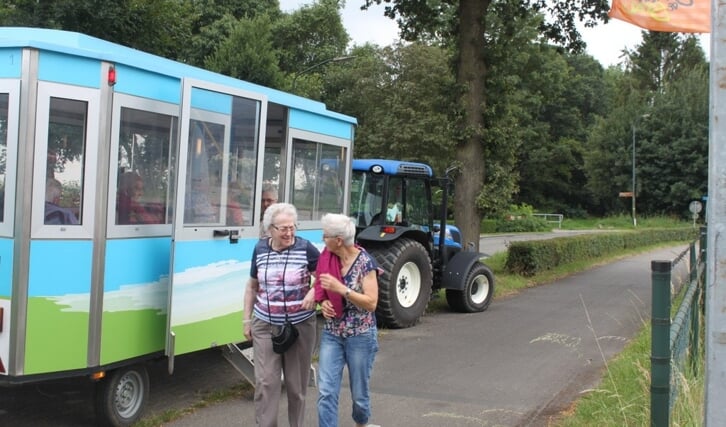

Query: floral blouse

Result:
[323,250,378,338]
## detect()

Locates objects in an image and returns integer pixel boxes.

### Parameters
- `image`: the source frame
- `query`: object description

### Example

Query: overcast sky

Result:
[278,0,710,68]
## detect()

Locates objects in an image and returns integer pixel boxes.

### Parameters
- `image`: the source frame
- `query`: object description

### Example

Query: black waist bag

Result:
[272,320,299,354]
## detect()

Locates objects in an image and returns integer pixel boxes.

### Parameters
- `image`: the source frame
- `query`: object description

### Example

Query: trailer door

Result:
[166,80,266,362]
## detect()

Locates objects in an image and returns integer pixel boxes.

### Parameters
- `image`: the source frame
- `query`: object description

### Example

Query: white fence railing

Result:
[533,213,563,229]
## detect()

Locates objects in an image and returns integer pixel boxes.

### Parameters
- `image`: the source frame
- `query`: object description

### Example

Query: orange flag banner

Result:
[608,0,711,33]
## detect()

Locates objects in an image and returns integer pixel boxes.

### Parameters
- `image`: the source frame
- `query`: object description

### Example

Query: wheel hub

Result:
[396,261,422,308]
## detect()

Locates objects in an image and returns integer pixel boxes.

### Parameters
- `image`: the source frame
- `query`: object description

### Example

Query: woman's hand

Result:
[320,299,336,319]
[301,287,316,310]
[243,320,252,341]
[319,273,346,295]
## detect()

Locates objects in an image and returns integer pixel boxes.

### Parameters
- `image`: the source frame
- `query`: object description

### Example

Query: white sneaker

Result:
[366,424,381,427]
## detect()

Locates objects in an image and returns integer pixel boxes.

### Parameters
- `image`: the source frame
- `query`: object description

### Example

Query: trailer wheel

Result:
[369,238,432,328]
[95,364,149,427]
[446,263,494,313]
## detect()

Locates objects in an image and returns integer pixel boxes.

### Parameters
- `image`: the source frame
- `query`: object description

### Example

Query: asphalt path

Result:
[0,236,690,427]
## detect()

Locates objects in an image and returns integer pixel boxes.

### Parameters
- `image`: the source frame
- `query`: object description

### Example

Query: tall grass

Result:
[552,322,704,426]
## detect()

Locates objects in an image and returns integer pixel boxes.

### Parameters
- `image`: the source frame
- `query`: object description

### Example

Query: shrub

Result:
[504,228,697,276]
[480,219,497,233]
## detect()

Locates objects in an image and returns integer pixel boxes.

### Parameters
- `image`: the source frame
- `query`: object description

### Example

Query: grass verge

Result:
[134,383,253,427]
[551,316,704,426]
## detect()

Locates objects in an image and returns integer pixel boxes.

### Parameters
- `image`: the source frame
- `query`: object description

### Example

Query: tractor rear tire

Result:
[369,238,432,328]
[446,262,494,313]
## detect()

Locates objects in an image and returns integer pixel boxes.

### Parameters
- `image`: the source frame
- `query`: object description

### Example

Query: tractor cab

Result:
[349,159,434,231]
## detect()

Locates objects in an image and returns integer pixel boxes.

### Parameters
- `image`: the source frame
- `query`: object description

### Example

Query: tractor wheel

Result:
[369,238,432,328]
[94,364,149,427]
[446,262,494,313]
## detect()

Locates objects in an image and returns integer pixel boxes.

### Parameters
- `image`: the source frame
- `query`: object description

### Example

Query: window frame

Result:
[0,79,20,237]
[106,93,178,238]
[31,82,99,239]
[285,129,350,228]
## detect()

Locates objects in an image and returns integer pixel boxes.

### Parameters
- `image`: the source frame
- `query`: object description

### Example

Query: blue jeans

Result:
[317,327,378,427]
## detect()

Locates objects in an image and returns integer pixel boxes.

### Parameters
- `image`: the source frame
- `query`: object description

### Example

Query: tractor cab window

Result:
[404,178,430,228]
[386,177,429,228]
[386,177,403,223]
[349,171,384,226]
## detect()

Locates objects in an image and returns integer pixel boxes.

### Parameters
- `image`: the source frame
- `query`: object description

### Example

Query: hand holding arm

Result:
[301,287,316,310]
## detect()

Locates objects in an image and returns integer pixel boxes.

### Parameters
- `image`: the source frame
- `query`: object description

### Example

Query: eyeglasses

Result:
[322,234,339,239]
[262,198,277,203]
[271,224,296,233]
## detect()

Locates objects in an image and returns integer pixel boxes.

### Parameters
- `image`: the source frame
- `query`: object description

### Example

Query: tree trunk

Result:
[454,0,489,251]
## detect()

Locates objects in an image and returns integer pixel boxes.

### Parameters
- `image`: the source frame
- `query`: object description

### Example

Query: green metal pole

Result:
[700,226,707,316]
[689,242,700,373]
[690,242,697,284]
[651,260,671,427]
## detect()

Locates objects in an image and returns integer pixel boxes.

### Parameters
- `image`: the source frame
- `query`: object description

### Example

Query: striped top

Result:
[250,237,320,325]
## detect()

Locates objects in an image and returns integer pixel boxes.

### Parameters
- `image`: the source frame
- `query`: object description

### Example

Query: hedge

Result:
[504,228,698,277]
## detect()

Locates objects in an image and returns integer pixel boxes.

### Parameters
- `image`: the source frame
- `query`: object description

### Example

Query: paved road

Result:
[0,239,688,427]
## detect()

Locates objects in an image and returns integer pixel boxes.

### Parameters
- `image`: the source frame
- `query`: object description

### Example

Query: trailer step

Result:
[222,343,256,386]
[222,343,317,388]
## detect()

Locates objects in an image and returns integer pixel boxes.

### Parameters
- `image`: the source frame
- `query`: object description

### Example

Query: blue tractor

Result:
[349,159,494,328]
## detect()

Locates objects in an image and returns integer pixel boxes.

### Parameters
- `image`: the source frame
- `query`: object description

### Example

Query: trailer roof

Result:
[0,27,356,125]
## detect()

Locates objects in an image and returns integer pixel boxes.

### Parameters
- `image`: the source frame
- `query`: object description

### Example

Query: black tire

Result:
[368,238,432,328]
[446,263,494,313]
[95,364,150,427]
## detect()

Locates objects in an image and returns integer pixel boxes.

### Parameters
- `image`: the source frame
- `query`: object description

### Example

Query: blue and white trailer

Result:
[0,27,354,425]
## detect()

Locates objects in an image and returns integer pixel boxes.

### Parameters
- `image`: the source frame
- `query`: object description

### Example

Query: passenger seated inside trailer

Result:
[226,182,246,226]
[45,178,79,225]
[117,171,163,225]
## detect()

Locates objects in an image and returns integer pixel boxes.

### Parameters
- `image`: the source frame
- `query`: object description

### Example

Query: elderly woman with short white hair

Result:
[243,202,320,427]
[315,213,380,427]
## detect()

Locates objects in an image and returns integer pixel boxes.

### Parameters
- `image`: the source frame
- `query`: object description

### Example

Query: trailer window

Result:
[44,97,87,225]
[291,139,346,221]
[115,107,177,225]
[183,94,260,226]
[0,93,7,223]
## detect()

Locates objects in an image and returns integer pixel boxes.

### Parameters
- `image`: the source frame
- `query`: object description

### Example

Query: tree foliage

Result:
[362,0,610,248]
[585,33,708,218]
[1,0,709,224]
[0,0,194,60]
[324,42,457,174]
[205,14,284,87]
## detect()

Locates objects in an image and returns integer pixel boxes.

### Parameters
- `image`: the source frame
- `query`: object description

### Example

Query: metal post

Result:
[632,124,637,227]
[705,2,726,418]
[650,260,671,427]
[689,242,700,373]
[700,225,707,316]
[631,114,649,228]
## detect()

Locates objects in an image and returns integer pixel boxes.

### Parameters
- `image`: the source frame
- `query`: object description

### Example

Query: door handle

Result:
[214,229,240,244]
